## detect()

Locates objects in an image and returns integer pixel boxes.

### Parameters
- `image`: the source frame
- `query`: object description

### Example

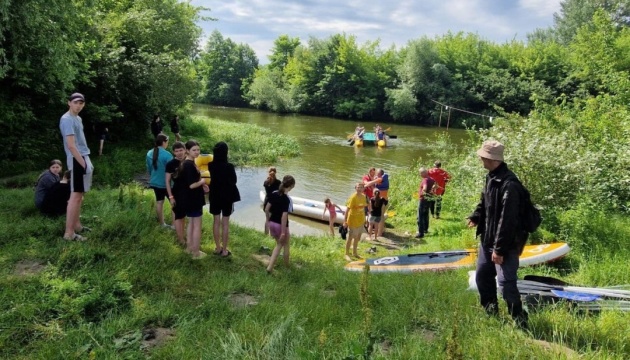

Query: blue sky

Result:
[191,0,562,63]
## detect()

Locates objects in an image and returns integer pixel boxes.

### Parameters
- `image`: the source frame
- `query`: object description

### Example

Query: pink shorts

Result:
[268,221,290,241]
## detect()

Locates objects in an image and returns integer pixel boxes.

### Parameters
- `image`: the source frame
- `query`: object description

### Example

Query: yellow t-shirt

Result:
[345,192,368,228]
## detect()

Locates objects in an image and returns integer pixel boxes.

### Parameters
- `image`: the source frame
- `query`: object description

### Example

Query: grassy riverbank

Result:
[1,117,629,359]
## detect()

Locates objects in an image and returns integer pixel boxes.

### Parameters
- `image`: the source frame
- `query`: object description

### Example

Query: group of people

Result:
[416,161,451,238]
[150,114,181,142]
[52,92,529,328]
[146,136,241,259]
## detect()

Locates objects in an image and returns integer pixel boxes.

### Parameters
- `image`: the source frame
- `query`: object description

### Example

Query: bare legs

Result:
[174,218,185,245]
[64,192,84,239]
[267,231,290,273]
[213,214,231,256]
[98,139,104,156]
[345,229,362,260]
[328,218,335,237]
[186,216,204,258]
[156,200,165,225]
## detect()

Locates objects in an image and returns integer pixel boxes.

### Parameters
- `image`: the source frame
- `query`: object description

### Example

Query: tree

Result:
[268,35,300,70]
[554,0,630,45]
[198,30,259,106]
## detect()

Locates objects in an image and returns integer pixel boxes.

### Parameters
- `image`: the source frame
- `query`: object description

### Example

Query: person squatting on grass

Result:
[265,175,296,273]
[467,140,529,329]
[146,134,174,229]
[208,141,241,257]
[34,159,62,212]
[59,92,93,241]
[176,140,208,259]
[344,182,370,261]
[262,166,281,235]
[42,170,72,217]
[428,160,451,219]
[322,197,344,237]
[369,190,388,241]
[165,141,188,245]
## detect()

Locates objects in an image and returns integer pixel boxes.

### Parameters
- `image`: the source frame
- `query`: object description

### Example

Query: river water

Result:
[192,104,468,236]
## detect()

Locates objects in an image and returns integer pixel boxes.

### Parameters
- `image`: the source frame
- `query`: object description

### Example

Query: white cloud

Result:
[191,0,559,62]
[519,0,562,18]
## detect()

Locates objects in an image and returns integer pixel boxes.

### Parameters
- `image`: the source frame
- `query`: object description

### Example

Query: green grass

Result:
[2,117,630,359]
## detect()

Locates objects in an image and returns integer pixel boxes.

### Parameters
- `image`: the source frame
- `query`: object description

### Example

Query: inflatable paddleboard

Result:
[345,243,570,273]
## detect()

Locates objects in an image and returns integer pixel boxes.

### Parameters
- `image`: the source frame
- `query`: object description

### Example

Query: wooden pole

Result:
[446,108,451,130]
[438,106,443,128]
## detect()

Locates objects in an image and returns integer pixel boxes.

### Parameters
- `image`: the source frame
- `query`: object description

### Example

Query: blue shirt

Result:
[59,112,90,156]
[376,174,389,191]
[146,147,173,189]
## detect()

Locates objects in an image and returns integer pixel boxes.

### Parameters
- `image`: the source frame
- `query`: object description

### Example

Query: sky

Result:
[190,0,562,64]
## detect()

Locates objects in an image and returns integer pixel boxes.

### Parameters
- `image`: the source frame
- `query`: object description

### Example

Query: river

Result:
[192,104,468,236]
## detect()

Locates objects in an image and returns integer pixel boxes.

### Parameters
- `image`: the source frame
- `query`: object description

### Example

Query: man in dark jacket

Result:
[467,140,528,329]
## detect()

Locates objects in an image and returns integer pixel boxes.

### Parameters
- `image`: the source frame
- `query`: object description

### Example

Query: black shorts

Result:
[172,203,186,220]
[152,187,167,201]
[209,201,234,216]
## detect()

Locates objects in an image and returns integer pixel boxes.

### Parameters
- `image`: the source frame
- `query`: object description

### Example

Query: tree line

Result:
[2,0,630,181]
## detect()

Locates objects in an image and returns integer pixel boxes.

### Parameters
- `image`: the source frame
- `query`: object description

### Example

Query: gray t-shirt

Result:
[59,112,90,157]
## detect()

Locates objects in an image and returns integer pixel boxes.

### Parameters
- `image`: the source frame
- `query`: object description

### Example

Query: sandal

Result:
[76,226,92,233]
[213,248,223,255]
[64,234,87,242]
[221,250,232,257]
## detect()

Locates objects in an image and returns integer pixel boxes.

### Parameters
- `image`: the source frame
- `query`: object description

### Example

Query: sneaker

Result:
[77,226,92,233]
[415,233,424,238]
[161,223,175,230]
[64,233,87,242]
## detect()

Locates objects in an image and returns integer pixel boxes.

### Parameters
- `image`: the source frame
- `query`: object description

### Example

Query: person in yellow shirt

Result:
[343,182,370,261]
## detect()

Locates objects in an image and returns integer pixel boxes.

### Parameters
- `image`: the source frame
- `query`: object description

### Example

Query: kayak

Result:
[345,243,571,273]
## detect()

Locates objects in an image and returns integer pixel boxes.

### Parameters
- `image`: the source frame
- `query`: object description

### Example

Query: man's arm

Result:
[65,135,86,169]
[493,182,521,256]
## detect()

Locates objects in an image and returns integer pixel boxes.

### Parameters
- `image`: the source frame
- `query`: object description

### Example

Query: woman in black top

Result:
[262,166,281,235]
[208,141,241,257]
[175,139,207,259]
[264,175,295,273]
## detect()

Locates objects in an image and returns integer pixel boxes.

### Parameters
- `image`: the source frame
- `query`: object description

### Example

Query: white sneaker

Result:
[161,223,175,230]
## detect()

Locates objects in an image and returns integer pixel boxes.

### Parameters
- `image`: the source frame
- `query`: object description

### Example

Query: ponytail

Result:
[278,175,295,195]
[152,134,169,170]
[265,167,277,186]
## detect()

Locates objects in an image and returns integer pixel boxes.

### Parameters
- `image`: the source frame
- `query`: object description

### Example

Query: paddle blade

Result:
[551,289,600,302]
[524,275,571,286]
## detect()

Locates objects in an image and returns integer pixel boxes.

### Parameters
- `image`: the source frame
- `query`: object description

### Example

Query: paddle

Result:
[408,250,474,258]
[524,275,570,286]
[518,280,630,299]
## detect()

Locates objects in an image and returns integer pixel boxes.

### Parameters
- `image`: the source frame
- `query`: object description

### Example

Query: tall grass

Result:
[2,112,630,358]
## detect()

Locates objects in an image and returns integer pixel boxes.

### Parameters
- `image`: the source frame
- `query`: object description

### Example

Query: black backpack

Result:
[517,181,542,233]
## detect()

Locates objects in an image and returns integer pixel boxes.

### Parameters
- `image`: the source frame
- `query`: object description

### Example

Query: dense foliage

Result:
[0,0,203,176]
